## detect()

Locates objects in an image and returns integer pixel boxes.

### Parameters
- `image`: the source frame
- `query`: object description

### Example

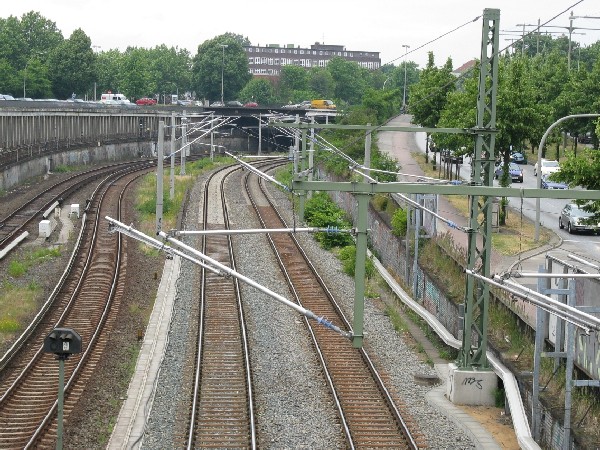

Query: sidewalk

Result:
[380,114,561,282]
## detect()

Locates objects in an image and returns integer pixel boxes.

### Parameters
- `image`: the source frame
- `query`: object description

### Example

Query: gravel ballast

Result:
[142,166,477,449]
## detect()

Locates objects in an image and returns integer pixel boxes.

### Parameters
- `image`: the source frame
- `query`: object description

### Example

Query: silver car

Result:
[559,203,600,234]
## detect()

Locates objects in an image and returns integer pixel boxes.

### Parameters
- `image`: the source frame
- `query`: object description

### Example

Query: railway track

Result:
[0,162,153,448]
[180,164,257,449]
[0,160,154,253]
[242,165,425,449]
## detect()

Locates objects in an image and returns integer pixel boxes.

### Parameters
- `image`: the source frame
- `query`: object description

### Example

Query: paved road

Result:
[379,115,600,290]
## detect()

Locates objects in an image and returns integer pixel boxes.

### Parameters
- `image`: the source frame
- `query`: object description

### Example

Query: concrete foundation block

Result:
[446,362,498,406]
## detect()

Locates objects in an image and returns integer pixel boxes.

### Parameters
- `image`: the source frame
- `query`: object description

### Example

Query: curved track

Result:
[0,161,153,253]
[0,162,153,448]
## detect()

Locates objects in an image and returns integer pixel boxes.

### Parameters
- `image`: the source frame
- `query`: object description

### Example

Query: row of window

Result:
[248,57,379,70]
[246,47,377,58]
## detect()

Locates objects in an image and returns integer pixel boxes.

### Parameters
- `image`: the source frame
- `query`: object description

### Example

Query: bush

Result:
[304,192,353,249]
[338,245,376,278]
[391,208,408,236]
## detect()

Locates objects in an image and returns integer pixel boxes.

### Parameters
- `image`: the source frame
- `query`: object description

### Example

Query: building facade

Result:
[244,42,380,77]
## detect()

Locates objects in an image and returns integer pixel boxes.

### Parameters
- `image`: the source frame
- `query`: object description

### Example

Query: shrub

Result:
[391,208,408,237]
[304,192,353,249]
[338,245,376,278]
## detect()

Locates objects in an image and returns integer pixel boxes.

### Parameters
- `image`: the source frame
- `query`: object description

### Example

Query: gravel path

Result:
[142,165,477,449]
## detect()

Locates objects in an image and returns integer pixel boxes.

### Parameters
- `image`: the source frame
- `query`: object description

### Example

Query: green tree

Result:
[19,11,63,66]
[327,56,368,104]
[0,58,19,95]
[410,52,455,129]
[95,49,125,99]
[48,28,96,99]
[0,16,27,69]
[279,65,309,101]
[239,77,275,105]
[148,45,192,99]
[191,35,251,102]
[309,67,334,99]
[20,57,52,98]
[120,47,153,100]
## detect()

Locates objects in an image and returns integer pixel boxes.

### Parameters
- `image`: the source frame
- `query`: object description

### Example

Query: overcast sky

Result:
[3,0,599,69]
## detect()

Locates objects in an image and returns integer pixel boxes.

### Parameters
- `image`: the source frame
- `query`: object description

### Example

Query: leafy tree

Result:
[19,11,63,66]
[410,52,455,129]
[410,52,456,164]
[95,49,125,99]
[20,57,52,98]
[48,28,96,99]
[0,58,19,95]
[303,191,353,249]
[119,47,153,100]
[0,16,27,69]
[553,148,600,220]
[279,65,309,101]
[191,34,251,102]
[238,77,275,105]
[327,56,368,104]
[148,45,192,99]
[436,66,479,154]
[309,67,334,99]
[361,87,401,125]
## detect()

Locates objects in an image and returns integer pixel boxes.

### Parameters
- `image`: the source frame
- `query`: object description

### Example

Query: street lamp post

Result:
[534,113,600,241]
[220,44,228,104]
[401,44,410,113]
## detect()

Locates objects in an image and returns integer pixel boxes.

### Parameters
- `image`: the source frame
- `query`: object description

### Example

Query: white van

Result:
[100,92,131,104]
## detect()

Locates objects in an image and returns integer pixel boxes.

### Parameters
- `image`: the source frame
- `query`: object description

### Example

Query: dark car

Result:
[510,152,527,164]
[226,100,243,107]
[494,162,523,183]
[541,174,568,190]
[559,203,600,234]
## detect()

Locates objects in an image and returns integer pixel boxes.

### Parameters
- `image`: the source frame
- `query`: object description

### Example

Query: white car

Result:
[534,158,560,177]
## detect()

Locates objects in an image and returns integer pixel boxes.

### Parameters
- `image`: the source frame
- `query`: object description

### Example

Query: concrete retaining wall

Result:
[1,141,153,191]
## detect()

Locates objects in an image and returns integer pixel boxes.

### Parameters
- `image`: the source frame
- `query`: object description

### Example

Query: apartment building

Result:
[244,42,380,77]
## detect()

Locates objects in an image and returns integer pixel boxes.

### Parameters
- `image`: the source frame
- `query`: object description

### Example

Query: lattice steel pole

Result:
[459,8,500,369]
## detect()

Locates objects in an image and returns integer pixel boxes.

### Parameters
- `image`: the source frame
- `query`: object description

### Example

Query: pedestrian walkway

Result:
[107,255,180,449]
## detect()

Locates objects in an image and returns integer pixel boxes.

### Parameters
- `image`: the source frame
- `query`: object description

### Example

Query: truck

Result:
[310,99,336,110]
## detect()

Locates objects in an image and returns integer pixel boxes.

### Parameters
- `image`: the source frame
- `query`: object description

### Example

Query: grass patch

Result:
[0,282,41,344]
[5,247,61,278]
[134,155,233,240]
[53,164,85,173]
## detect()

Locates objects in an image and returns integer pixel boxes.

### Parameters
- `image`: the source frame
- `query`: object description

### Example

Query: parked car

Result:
[282,102,297,109]
[297,100,312,109]
[226,100,243,107]
[0,94,15,100]
[177,99,192,106]
[541,174,568,190]
[533,158,560,177]
[135,97,157,106]
[210,101,225,107]
[559,203,600,234]
[509,152,527,164]
[243,101,258,107]
[494,161,523,183]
